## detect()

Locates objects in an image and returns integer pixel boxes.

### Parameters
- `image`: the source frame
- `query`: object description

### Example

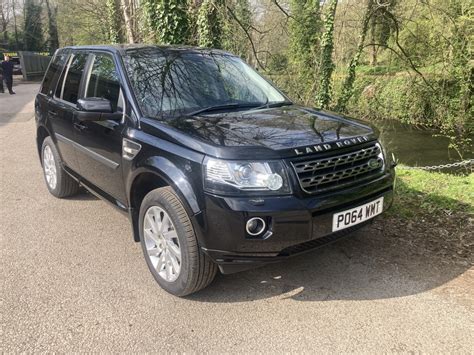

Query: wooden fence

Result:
[17,51,52,81]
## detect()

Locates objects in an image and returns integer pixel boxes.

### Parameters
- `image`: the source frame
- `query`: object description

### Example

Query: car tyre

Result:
[139,187,217,296]
[41,136,81,198]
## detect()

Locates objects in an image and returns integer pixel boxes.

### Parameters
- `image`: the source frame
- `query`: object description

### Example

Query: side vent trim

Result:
[122,138,142,161]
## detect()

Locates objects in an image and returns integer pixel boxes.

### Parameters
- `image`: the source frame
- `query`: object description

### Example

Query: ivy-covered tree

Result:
[288,0,321,80]
[316,0,338,109]
[336,0,374,112]
[45,0,59,52]
[222,0,252,59]
[106,0,123,44]
[197,0,223,48]
[369,0,397,65]
[24,0,44,51]
[144,0,191,44]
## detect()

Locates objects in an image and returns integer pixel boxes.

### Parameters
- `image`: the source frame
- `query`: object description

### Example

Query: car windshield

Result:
[124,48,287,118]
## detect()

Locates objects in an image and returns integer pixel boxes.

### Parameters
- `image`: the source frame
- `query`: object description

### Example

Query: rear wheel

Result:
[41,137,81,198]
[139,187,217,296]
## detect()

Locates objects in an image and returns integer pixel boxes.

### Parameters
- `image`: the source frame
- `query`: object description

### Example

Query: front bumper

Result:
[193,171,395,274]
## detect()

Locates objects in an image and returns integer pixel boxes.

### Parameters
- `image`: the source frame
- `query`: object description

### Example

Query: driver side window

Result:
[85,53,123,112]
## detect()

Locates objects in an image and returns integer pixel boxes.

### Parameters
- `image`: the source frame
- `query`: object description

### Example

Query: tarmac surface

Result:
[1,79,473,352]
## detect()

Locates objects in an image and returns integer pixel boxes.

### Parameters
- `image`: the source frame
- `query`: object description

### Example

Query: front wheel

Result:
[139,187,217,296]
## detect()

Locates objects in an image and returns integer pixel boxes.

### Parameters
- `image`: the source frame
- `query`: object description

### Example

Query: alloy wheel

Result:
[143,206,182,282]
[43,145,57,190]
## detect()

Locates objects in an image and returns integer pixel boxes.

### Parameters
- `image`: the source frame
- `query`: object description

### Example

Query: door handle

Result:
[48,110,58,117]
[73,122,88,131]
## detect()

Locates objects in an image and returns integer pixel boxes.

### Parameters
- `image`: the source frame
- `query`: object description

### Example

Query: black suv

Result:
[35,45,395,296]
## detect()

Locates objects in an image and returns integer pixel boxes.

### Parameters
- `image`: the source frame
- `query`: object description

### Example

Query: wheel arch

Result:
[36,125,51,160]
[127,159,202,242]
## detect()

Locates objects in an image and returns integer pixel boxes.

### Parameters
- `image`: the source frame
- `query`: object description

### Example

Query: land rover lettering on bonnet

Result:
[294,136,370,155]
[35,45,396,296]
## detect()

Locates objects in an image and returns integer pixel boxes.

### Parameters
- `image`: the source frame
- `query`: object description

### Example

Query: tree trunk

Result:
[336,0,374,112]
[106,0,124,44]
[0,1,9,47]
[45,0,60,52]
[121,0,136,43]
[12,0,19,49]
[370,13,377,66]
[316,0,338,109]
[2,25,7,48]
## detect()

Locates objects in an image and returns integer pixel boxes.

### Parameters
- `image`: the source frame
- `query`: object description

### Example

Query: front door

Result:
[73,52,127,203]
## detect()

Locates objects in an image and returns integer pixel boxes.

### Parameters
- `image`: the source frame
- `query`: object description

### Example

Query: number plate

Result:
[332,197,384,232]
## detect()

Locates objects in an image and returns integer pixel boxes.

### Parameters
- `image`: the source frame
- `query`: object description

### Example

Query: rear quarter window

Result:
[40,50,69,95]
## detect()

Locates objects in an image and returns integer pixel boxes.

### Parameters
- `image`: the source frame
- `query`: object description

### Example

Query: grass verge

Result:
[390,167,473,218]
[380,167,473,264]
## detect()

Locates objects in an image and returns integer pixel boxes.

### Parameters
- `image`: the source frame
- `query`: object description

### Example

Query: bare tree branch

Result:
[271,0,292,20]
[226,5,265,70]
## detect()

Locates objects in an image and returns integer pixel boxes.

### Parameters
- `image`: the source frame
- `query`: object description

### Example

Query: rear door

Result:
[36,49,68,143]
[73,51,127,203]
[49,51,89,173]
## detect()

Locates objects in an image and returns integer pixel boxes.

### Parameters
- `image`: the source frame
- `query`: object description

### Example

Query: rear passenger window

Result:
[57,53,88,104]
[86,54,121,112]
[41,51,69,95]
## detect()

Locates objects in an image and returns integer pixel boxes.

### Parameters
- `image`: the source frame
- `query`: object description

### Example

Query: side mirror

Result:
[78,97,113,113]
[76,98,121,121]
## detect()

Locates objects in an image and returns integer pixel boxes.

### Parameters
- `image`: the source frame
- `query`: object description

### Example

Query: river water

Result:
[374,120,473,169]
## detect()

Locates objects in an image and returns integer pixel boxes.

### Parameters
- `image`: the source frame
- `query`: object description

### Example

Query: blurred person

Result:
[1,55,16,94]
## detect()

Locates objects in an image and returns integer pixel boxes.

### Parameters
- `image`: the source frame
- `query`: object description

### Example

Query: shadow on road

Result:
[65,190,99,202]
[188,229,469,303]
[188,188,472,303]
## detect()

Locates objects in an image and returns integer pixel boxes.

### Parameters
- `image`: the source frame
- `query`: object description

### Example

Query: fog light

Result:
[246,217,266,236]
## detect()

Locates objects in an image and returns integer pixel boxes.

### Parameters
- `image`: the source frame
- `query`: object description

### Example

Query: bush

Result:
[346,73,473,141]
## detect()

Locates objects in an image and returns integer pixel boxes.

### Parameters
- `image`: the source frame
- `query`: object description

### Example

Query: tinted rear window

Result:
[57,53,88,104]
[41,50,69,95]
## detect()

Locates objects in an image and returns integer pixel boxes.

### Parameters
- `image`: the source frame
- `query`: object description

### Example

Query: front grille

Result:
[291,141,384,194]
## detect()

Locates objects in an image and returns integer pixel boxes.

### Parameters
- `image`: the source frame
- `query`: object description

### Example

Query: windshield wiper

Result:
[187,100,293,117]
[187,103,261,116]
[252,100,293,111]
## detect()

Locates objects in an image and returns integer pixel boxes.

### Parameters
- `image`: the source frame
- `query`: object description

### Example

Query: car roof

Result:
[58,44,233,57]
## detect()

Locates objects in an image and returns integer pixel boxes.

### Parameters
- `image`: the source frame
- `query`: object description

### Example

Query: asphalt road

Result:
[1,81,473,352]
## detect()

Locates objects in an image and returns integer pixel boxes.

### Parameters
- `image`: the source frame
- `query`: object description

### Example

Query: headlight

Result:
[204,158,291,195]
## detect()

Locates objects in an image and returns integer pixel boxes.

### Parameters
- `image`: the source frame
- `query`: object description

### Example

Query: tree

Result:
[143,0,190,44]
[368,0,396,65]
[45,0,60,52]
[316,0,338,109]
[120,0,137,43]
[106,0,123,44]
[288,0,321,80]
[336,0,374,112]
[439,0,472,147]
[24,0,44,51]
[197,0,223,48]
[222,0,252,59]
[0,0,13,48]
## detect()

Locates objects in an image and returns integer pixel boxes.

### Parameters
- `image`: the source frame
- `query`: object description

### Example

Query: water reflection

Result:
[375,119,473,168]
